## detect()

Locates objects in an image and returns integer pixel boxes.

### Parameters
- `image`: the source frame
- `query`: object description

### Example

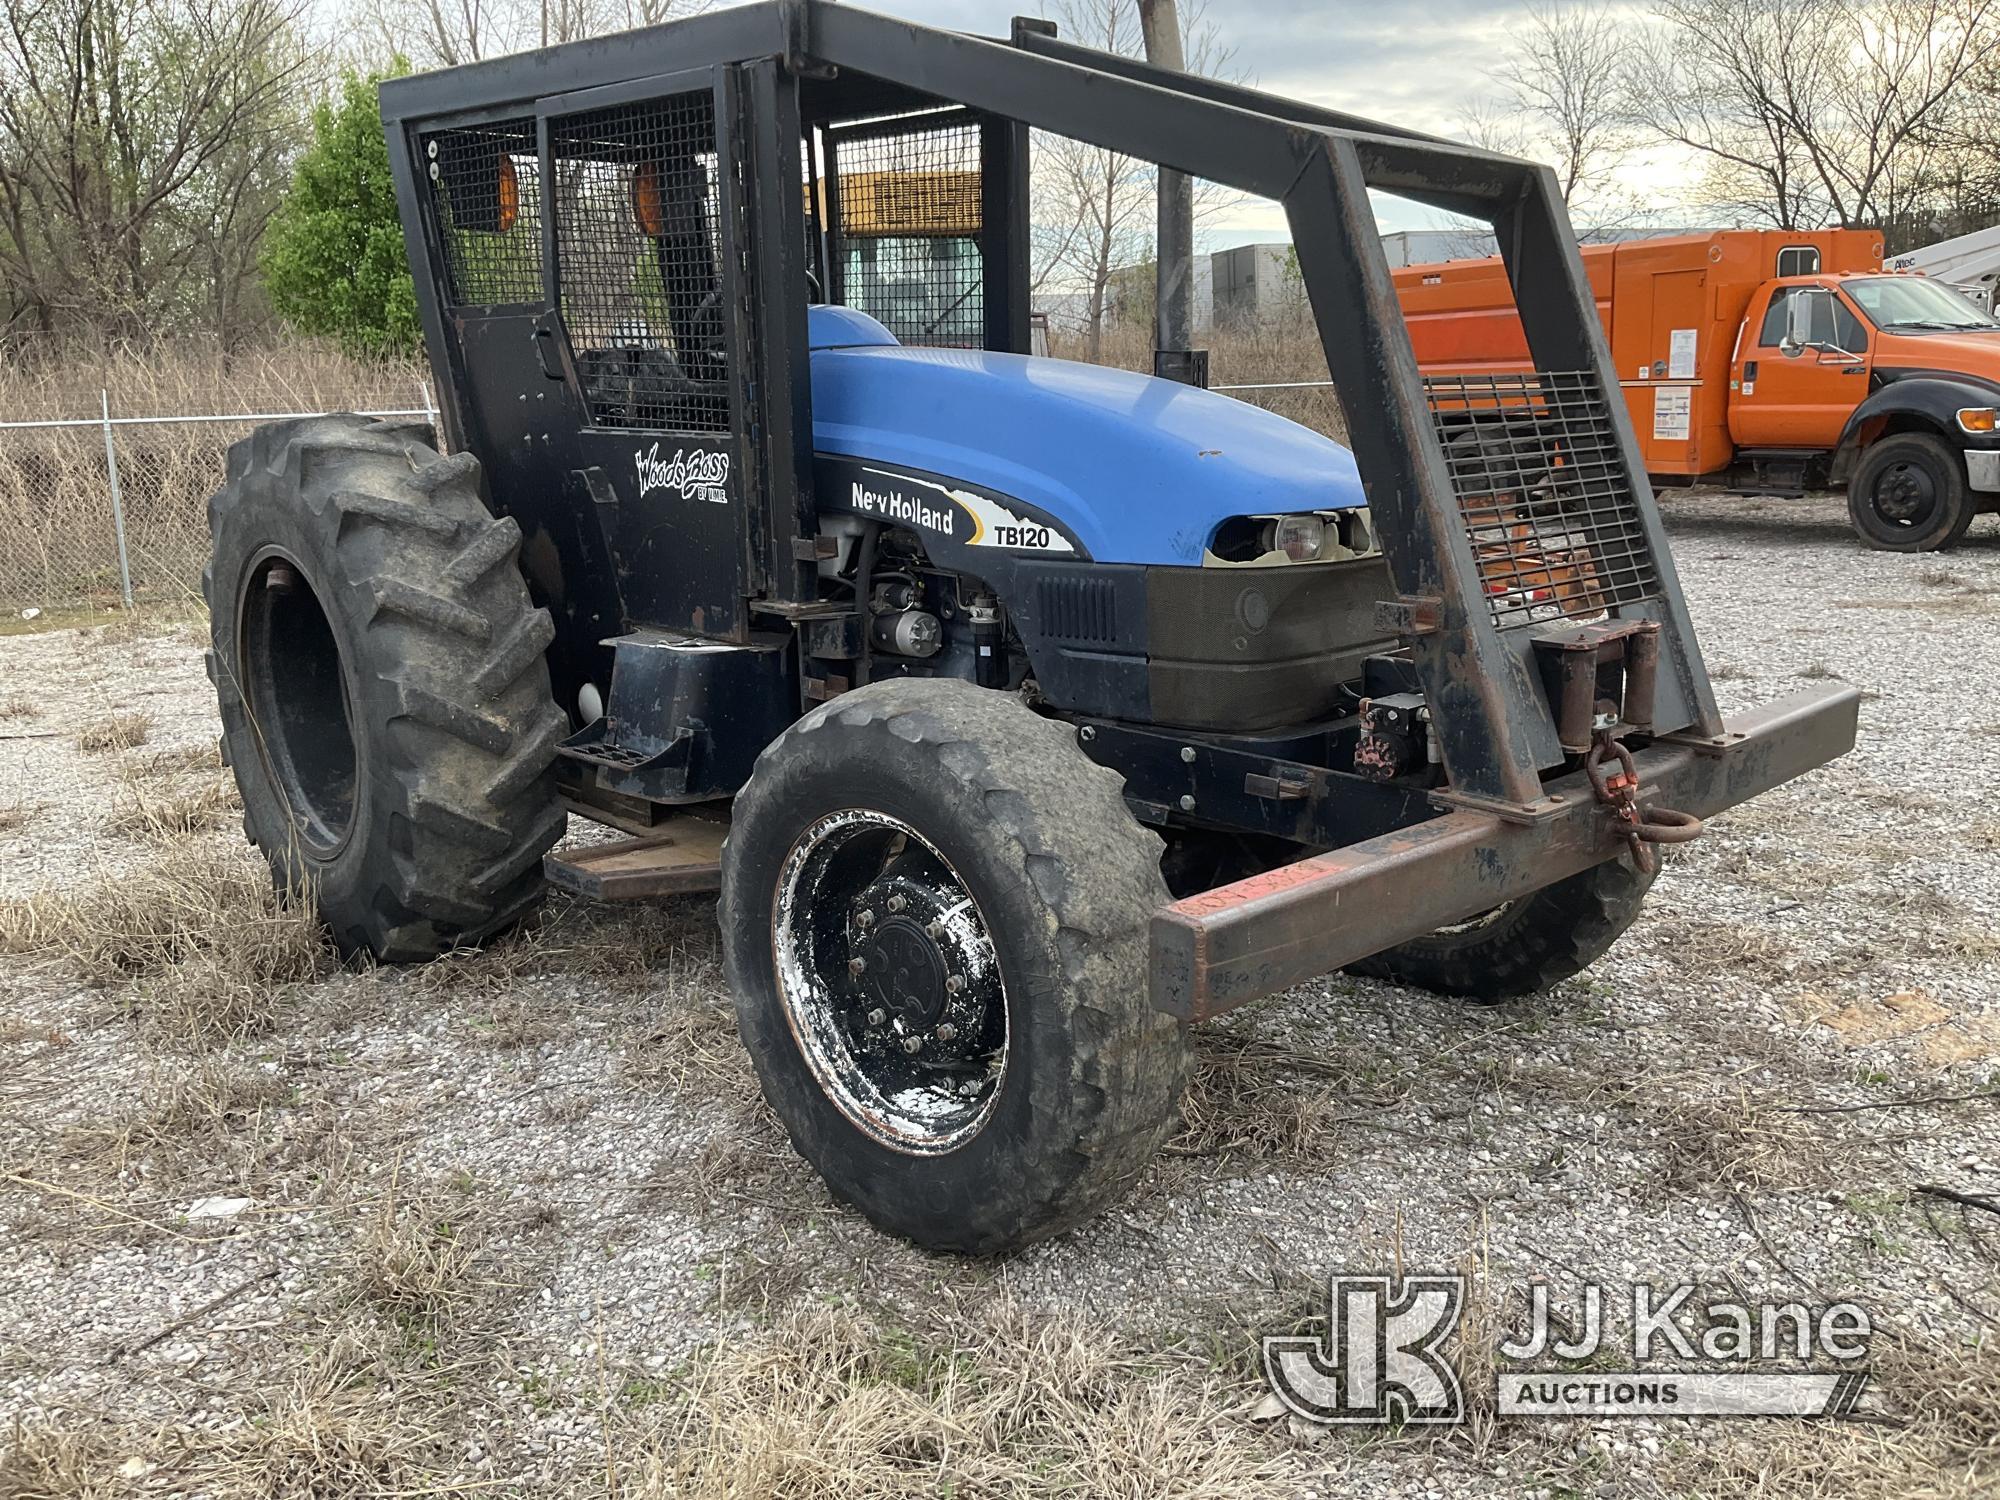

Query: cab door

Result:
[1728,282,1871,449]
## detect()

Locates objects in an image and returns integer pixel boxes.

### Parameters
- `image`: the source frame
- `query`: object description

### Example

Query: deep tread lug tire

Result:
[205,414,566,962]
[1846,432,1976,552]
[1345,855,1655,1002]
[720,679,1188,1255]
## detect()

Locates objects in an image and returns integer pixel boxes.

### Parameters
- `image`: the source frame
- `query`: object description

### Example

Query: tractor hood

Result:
[806,305,1364,565]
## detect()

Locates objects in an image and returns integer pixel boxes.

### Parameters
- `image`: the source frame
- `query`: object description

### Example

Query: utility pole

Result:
[1138,0,1198,382]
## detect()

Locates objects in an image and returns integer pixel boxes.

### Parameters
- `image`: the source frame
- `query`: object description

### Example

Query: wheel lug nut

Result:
[935,1022,957,1043]
[886,894,906,913]
[945,974,964,995]
[848,957,867,976]
[866,1008,886,1025]
[926,921,945,940]
[855,910,875,929]
[902,1035,923,1054]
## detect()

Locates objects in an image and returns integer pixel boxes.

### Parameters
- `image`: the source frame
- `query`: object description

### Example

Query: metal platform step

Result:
[542,817,729,901]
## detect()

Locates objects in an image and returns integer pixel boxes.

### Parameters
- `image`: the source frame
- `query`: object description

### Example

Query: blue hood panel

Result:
[806,306,1364,566]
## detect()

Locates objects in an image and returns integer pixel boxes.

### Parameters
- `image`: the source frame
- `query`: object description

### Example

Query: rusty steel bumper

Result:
[1150,685,1861,1022]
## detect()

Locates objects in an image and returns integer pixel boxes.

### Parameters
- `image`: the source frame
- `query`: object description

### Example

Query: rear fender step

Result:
[543,817,729,900]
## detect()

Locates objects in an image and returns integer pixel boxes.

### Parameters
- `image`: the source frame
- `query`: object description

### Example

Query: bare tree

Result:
[1031,0,1235,358]
[1501,0,1633,208]
[352,0,709,72]
[0,0,318,344]
[1629,0,2000,230]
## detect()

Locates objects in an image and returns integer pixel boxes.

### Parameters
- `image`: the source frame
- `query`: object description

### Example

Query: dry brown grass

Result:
[0,838,324,985]
[74,712,150,754]
[1173,1025,1410,1162]
[116,742,222,779]
[0,838,330,1044]
[609,1299,1298,1499]
[352,1175,489,1334]
[1659,1330,2000,1499]
[0,1327,446,1498]
[399,892,721,1001]
[621,992,750,1101]
[102,742,237,843]
[1050,314,1348,442]
[56,1057,290,1186]
[1640,916,1805,988]
[0,340,428,613]
[1638,1084,1834,1189]
[1834,594,2000,618]
[102,779,238,844]
[0,694,37,719]
[0,339,429,424]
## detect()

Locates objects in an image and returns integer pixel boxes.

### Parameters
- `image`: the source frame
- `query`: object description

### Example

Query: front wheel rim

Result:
[1872,461,1938,528]
[771,809,1008,1155]
[237,547,361,855]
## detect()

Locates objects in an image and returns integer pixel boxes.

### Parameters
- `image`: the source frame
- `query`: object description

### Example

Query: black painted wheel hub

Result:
[1873,461,1937,527]
[848,869,1005,1068]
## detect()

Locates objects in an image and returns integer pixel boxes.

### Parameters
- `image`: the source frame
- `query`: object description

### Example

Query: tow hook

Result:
[1585,722,1704,875]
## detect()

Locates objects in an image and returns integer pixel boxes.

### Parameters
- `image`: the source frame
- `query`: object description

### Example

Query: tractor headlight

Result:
[1958,406,1998,434]
[1269,514,1326,562]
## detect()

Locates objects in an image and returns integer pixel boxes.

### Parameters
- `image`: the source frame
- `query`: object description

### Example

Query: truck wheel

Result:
[204,414,567,962]
[1345,856,1654,1002]
[720,679,1186,1255]
[1846,433,1976,551]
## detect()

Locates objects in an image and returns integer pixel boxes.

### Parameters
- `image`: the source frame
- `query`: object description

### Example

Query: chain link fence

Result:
[0,382,438,617]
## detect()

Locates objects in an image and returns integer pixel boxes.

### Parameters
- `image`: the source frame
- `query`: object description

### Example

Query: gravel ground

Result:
[1,491,1996,1498]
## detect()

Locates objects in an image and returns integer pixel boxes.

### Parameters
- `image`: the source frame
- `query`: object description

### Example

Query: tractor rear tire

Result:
[720,678,1187,1255]
[1846,433,1976,552]
[1345,855,1655,1002]
[204,414,567,962]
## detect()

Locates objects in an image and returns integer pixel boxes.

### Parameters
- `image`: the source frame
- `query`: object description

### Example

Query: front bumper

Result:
[1966,447,2000,494]
[1150,685,1861,1021]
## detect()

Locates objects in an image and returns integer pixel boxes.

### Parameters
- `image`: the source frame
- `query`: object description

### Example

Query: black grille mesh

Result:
[424,120,544,306]
[1423,371,1660,630]
[832,116,982,348]
[550,93,729,432]
[1034,574,1119,643]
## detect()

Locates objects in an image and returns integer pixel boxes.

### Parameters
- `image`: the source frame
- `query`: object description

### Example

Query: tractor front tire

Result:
[1846,433,1977,552]
[205,414,567,962]
[1345,855,1655,1002]
[720,679,1187,1255]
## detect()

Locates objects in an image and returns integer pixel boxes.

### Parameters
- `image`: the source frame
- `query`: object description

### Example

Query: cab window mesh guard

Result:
[830,113,982,348]
[551,92,730,433]
[1423,371,1661,630]
[424,120,544,306]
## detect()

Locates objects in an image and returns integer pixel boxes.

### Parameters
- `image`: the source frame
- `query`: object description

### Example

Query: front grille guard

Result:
[1422,371,1662,631]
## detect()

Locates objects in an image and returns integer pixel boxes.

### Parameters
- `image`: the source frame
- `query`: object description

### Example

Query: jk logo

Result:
[1263,1273,1465,1425]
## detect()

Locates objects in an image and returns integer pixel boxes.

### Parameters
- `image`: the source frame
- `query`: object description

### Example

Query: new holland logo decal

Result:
[845,466,1074,554]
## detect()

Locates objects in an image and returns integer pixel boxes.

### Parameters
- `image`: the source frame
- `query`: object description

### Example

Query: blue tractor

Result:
[204,2,1858,1252]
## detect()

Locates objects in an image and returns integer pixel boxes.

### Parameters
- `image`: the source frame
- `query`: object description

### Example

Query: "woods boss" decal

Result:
[635,444,730,504]
[824,461,1078,555]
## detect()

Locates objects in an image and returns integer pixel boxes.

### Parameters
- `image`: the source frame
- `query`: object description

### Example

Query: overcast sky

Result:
[742,0,1572,239]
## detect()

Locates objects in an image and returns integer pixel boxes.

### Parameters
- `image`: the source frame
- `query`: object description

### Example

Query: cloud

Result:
[722,0,1548,234]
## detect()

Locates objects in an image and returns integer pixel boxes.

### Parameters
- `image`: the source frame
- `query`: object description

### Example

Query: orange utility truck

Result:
[1394,228,2000,551]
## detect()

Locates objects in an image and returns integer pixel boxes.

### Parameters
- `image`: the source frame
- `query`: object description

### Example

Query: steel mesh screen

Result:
[1423,371,1661,630]
[424,121,545,306]
[550,93,730,433]
[832,116,982,347]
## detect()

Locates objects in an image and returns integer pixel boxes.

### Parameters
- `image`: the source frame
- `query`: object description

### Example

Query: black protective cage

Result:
[379,0,1722,810]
